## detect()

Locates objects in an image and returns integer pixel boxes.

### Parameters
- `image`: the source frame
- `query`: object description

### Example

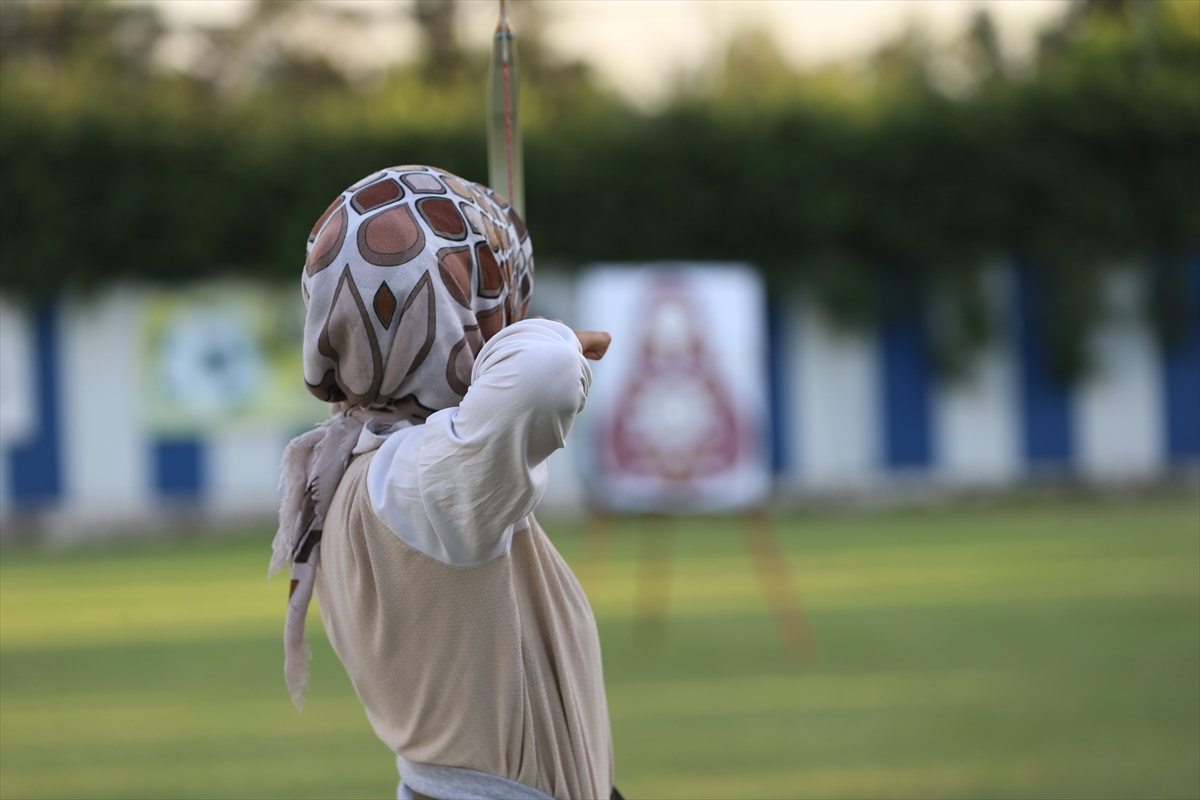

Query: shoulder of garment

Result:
[365,319,590,567]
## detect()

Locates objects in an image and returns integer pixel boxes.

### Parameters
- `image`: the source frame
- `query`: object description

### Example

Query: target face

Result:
[577,264,771,513]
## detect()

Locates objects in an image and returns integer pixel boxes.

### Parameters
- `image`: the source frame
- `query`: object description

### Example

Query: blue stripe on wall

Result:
[153,439,205,500]
[1164,257,1200,461]
[8,304,62,506]
[766,300,788,473]
[1016,268,1073,468]
[881,313,933,468]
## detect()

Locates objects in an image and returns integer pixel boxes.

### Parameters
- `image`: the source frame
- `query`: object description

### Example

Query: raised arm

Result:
[414,319,594,564]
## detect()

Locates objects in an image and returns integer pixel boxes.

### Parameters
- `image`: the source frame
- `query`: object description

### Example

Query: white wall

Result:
[1076,271,1164,481]
[208,432,288,516]
[0,297,36,520]
[934,271,1021,487]
[59,289,152,524]
[786,293,880,492]
[1,269,1187,531]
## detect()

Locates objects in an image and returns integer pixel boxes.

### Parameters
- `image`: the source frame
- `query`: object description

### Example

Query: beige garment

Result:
[315,453,613,800]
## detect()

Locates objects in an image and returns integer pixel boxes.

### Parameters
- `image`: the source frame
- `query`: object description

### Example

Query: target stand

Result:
[575,509,816,664]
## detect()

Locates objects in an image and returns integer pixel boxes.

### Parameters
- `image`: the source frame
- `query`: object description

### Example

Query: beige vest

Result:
[315,454,613,800]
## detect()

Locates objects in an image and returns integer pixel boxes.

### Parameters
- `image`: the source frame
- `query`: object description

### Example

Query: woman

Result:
[271,165,616,800]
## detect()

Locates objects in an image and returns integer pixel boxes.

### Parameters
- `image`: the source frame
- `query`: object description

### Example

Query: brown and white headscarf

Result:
[269,165,533,708]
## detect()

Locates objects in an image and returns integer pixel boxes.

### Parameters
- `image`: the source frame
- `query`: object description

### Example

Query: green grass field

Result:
[2,497,1198,799]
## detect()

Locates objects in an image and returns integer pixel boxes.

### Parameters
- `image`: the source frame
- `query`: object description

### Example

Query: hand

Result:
[573,329,611,361]
[532,316,611,360]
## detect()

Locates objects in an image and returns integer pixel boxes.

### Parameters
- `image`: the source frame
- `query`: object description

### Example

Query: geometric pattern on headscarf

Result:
[271,165,533,709]
[302,164,533,416]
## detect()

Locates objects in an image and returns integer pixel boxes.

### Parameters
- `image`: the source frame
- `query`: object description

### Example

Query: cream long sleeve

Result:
[364,319,591,566]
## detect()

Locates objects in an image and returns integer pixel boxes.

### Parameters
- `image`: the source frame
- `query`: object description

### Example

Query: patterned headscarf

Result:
[270,165,533,707]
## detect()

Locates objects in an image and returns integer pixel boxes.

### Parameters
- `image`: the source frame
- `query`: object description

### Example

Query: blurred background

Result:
[1,1,1197,798]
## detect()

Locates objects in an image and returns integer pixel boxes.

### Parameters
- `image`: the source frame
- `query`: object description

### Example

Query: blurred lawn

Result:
[2,497,1198,799]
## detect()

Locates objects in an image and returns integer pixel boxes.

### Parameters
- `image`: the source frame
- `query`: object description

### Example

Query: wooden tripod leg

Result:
[741,511,816,664]
[577,511,618,600]
[633,514,673,649]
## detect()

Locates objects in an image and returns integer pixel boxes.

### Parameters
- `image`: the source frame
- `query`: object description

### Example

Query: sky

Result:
[137,0,1071,106]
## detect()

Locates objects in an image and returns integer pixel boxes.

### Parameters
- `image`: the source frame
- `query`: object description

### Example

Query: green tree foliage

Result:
[1,0,1197,378]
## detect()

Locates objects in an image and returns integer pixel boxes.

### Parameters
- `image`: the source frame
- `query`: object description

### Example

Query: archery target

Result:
[576,263,771,512]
